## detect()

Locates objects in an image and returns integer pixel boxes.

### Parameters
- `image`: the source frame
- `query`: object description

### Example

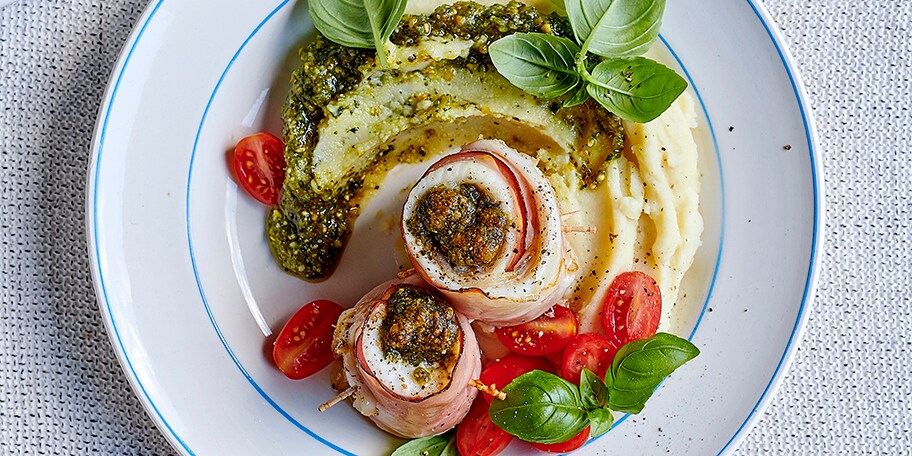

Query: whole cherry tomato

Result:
[232,132,286,205]
[496,306,578,356]
[272,300,343,380]
[602,271,661,347]
[456,396,513,456]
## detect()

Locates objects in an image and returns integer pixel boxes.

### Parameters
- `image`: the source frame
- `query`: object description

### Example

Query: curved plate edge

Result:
[84,0,193,455]
[718,1,825,454]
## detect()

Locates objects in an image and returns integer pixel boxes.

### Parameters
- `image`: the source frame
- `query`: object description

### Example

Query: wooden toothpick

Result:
[319,386,356,412]
[470,379,507,400]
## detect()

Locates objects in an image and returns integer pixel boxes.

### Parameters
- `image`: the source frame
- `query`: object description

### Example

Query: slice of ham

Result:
[332,275,481,438]
[402,139,570,326]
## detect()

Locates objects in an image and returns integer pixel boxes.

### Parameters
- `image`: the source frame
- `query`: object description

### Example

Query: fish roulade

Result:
[402,139,569,326]
[331,275,481,438]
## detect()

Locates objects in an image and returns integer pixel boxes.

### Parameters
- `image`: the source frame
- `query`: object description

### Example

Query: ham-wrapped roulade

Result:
[331,274,481,438]
[402,139,569,326]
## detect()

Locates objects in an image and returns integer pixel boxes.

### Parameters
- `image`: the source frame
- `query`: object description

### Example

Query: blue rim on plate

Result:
[86,0,823,454]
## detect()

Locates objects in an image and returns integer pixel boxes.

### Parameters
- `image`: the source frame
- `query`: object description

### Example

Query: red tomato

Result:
[560,333,619,385]
[456,396,513,456]
[495,306,578,356]
[232,132,286,205]
[530,426,590,453]
[479,354,554,403]
[544,351,564,376]
[602,271,662,347]
[272,300,343,380]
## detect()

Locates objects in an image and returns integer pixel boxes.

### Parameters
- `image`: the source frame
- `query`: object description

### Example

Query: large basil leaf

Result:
[586,56,687,123]
[308,0,406,67]
[606,333,700,414]
[489,33,582,99]
[489,370,589,444]
[567,0,665,58]
[390,433,457,456]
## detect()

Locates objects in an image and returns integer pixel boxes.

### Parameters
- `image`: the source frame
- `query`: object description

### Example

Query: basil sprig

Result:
[390,432,457,456]
[308,0,406,67]
[489,332,699,444]
[489,0,686,123]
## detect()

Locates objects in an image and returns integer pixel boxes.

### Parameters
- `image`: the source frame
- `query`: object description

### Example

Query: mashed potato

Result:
[551,93,703,332]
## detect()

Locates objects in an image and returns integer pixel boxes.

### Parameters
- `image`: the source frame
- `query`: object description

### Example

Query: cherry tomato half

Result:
[456,396,513,456]
[232,132,286,205]
[479,354,554,403]
[272,300,343,380]
[530,426,590,453]
[496,306,578,356]
[602,271,662,347]
[560,333,619,385]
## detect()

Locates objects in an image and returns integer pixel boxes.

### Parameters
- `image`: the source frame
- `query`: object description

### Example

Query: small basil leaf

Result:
[586,57,687,123]
[366,0,407,65]
[588,408,615,438]
[567,0,666,58]
[390,433,457,456]
[308,0,405,67]
[489,33,582,99]
[579,368,609,410]
[606,333,700,414]
[562,82,590,108]
[489,370,589,444]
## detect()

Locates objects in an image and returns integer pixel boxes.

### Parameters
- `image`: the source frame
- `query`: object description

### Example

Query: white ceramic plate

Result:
[87,0,822,454]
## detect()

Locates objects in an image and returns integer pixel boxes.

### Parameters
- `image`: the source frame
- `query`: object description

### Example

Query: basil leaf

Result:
[606,333,700,414]
[567,0,666,58]
[390,433,457,456]
[489,370,589,444]
[562,82,590,108]
[308,0,406,67]
[489,33,582,99]
[579,368,609,410]
[588,408,615,438]
[586,57,687,123]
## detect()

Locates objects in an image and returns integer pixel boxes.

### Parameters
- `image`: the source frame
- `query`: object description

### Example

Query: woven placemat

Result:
[0,0,909,454]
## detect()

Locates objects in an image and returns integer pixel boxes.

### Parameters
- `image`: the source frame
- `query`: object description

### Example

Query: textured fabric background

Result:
[0,0,909,454]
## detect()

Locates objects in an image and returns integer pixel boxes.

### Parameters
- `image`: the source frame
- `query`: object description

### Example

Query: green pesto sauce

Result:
[380,286,460,366]
[407,183,509,270]
[268,1,625,281]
